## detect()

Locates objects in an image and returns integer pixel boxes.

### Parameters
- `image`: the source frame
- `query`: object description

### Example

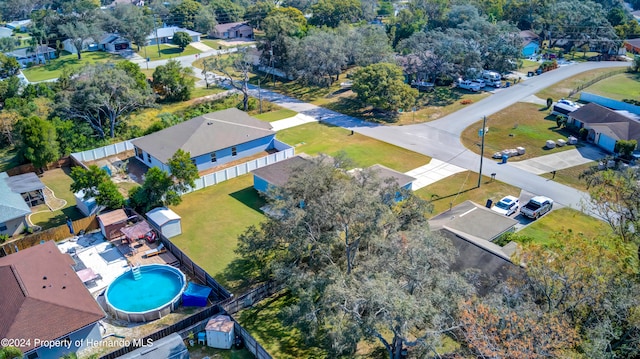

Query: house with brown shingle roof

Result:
[568,102,640,153]
[0,240,105,359]
[132,108,292,174]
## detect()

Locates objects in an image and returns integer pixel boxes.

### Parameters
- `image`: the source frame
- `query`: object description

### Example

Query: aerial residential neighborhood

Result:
[1,0,640,358]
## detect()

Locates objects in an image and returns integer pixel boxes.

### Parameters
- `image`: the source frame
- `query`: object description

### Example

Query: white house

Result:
[5,45,56,67]
[146,26,201,46]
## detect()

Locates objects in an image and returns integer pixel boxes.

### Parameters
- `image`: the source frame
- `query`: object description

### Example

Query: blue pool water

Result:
[106,265,185,313]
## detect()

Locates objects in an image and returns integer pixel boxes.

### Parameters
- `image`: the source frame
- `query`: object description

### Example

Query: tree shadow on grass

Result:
[323,97,399,124]
[229,187,266,213]
[421,88,462,107]
[218,256,265,294]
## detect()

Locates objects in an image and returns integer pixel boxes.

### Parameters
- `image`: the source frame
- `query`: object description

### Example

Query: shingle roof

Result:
[147,26,201,40]
[5,45,55,58]
[0,241,105,352]
[214,22,251,33]
[132,108,274,163]
[5,172,45,193]
[367,164,415,187]
[97,209,128,226]
[98,32,129,45]
[570,103,640,141]
[429,200,518,242]
[252,155,310,187]
[627,38,640,48]
[0,172,31,223]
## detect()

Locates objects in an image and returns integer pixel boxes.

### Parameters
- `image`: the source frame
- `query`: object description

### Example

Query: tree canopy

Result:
[152,59,195,103]
[352,63,418,113]
[16,116,59,171]
[70,165,124,209]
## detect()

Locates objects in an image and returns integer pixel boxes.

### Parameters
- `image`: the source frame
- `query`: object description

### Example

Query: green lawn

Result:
[21,51,123,82]
[535,68,624,101]
[30,167,84,230]
[253,109,297,122]
[170,174,266,292]
[415,172,521,216]
[582,72,640,101]
[539,161,595,192]
[0,145,20,173]
[517,208,611,246]
[460,102,581,161]
[519,59,541,74]
[188,345,254,359]
[136,44,201,61]
[277,122,430,172]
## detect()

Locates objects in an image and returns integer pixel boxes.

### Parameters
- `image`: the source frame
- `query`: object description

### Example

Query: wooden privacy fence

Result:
[6,157,73,176]
[0,216,98,256]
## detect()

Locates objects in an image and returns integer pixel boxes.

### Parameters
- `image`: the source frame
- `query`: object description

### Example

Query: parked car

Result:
[520,196,553,219]
[481,70,502,88]
[469,79,486,88]
[456,79,481,92]
[491,196,520,216]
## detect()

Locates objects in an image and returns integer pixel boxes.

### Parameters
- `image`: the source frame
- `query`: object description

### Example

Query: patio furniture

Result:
[77,268,99,283]
[145,243,166,258]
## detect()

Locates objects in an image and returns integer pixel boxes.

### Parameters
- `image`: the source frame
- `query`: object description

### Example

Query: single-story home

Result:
[0,26,12,38]
[5,19,31,31]
[132,108,287,173]
[5,45,56,67]
[0,172,31,237]
[62,38,99,54]
[210,22,253,40]
[428,200,518,243]
[624,38,640,54]
[519,30,540,57]
[568,102,640,153]
[4,172,46,208]
[0,240,106,359]
[63,33,131,54]
[146,26,201,46]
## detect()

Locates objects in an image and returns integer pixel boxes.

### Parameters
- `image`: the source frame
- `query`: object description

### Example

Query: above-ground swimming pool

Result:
[105,264,187,322]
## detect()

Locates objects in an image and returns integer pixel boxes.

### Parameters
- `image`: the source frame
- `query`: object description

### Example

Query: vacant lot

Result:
[582,72,640,101]
[460,102,580,161]
[415,171,520,216]
[277,122,430,172]
[535,68,624,101]
[30,167,83,229]
[22,51,123,82]
[517,207,611,246]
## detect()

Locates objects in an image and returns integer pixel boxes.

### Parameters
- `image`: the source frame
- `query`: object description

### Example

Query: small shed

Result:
[146,207,182,238]
[206,315,235,349]
[182,282,212,307]
[97,209,128,240]
[74,190,98,216]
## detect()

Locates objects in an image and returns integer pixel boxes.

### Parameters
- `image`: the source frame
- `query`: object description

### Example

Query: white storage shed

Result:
[146,207,182,238]
[206,315,235,349]
[74,190,98,216]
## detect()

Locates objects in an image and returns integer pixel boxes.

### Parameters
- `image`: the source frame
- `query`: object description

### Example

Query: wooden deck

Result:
[114,240,180,267]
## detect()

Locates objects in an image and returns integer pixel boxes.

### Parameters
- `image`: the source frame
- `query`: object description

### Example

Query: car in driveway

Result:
[491,196,520,216]
[456,79,482,92]
[520,196,553,219]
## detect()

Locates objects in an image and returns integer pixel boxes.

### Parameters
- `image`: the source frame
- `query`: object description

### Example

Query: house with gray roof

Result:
[568,102,640,153]
[132,108,291,173]
[211,22,253,40]
[0,172,31,237]
[146,26,201,46]
[5,45,56,67]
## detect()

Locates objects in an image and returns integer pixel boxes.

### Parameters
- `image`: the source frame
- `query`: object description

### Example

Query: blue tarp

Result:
[182,282,212,307]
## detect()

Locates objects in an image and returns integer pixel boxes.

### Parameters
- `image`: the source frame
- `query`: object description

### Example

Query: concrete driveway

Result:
[508,145,607,175]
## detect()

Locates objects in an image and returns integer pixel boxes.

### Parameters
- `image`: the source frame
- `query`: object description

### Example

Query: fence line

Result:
[568,68,628,98]
[580,92,640,115]
[70,140,136,163]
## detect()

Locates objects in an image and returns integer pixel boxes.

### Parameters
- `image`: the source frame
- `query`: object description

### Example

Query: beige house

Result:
[211,22,253,40]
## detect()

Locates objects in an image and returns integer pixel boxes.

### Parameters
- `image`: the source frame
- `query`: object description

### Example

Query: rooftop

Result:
[570,102,640,141]
[214,22,251,33]
[0,172,31,223]
[147,26,201,40]
[0,241,105,352]
[429,200,518,242]
[4,172,45,194]
[132,108,274,163]
[252,155,310,188]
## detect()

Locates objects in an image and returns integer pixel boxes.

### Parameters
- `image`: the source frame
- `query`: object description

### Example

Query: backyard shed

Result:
[74,190,98,216]
[97,209,128,240]
[182,282,212,307]
[146,207,182,238]
[206,315,235,349]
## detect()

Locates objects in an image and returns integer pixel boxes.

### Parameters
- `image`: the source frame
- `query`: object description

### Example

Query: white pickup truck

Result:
[520,196,553,219]
[456,79,481,92]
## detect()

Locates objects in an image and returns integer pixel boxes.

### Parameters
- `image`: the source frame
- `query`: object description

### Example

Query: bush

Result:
[579,127,588,140]
[546,98,553,108]
[0,234,8,243]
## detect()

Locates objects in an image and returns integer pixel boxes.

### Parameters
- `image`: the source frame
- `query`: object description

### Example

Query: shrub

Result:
[0,234,8,243]
[579,127,588,140]
[546,98,553,108]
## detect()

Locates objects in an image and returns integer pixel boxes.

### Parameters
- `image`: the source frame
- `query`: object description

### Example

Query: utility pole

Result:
[258,79,262,114]
[478,115,487,188]
[153,14,161,58]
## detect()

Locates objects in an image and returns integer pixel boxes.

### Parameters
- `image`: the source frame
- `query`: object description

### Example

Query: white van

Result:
[481,71,502,88]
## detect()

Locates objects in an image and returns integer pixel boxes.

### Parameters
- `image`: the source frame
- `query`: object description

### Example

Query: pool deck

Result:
[114,240,179,267]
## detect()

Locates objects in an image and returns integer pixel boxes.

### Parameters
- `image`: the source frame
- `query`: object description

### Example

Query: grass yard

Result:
[539,161,595,192]
[460,102,580,161]
[0,146,20,173]
[535,68,623,101]
[21,51,123,82]
[170,174,266,292]
[517,207,610,246]
[277,122,430,172]
[136,43,202,61]
[30,167,84,230]
[581,72,640,101]
[519,59,541,74]
[253,109,297,122]
[415,172,521,216]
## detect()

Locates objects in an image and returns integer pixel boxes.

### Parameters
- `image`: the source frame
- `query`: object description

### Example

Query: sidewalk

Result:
[270,114,318,131]
[405,159,467,190]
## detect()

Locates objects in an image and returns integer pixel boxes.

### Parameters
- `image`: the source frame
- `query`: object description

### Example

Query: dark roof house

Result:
[252,155,311,192]
[568,102,640,152]
[0,241,105,354]
[0,172,34,237]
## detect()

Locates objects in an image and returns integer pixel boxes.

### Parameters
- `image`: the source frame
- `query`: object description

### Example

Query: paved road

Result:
[247,61,629,214]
